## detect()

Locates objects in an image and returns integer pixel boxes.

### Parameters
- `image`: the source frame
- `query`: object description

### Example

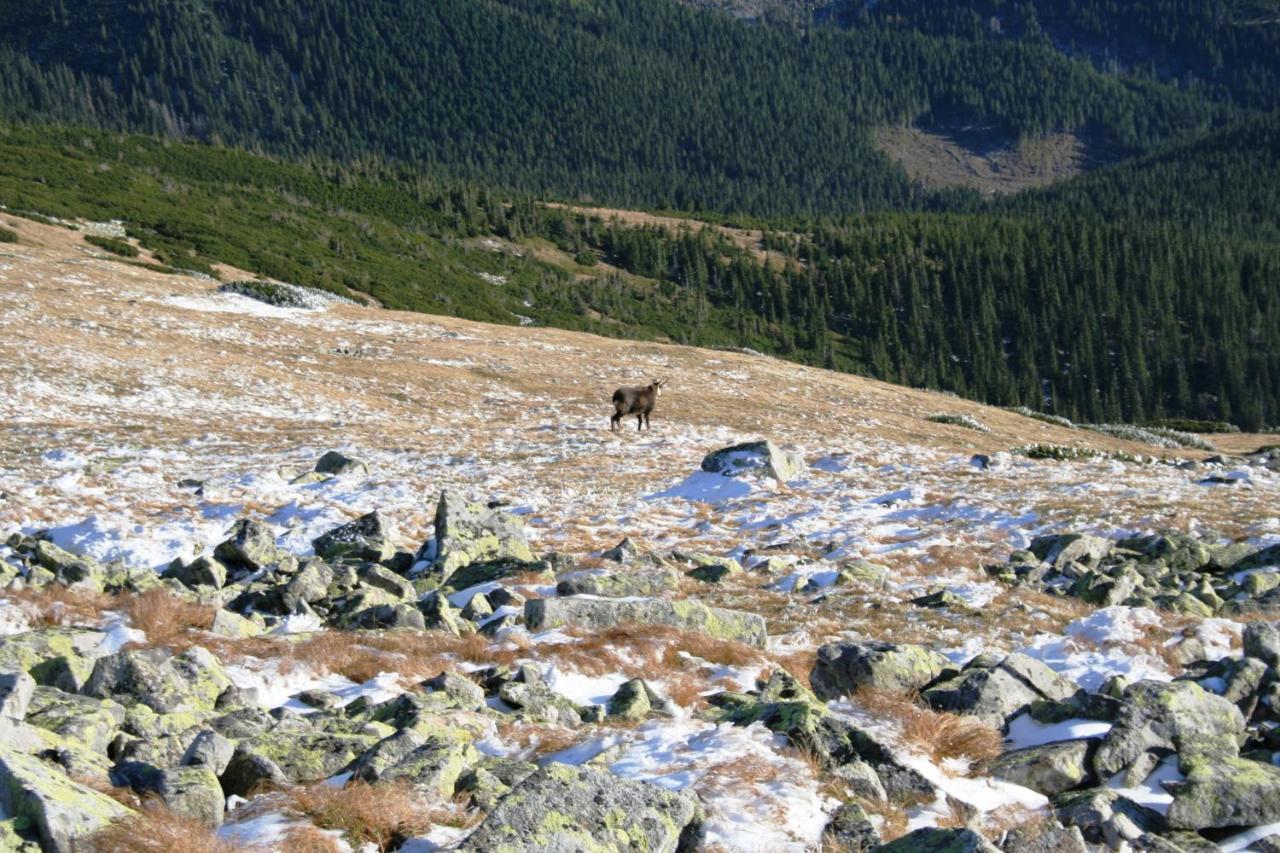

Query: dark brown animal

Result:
[611,379,665,431]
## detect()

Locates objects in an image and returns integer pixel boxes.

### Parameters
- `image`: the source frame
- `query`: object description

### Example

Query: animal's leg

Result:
[644,412,651,430]
[636,414,643,431]
[610,413,620,431]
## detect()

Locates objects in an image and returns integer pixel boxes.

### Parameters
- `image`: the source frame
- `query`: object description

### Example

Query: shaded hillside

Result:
[0,0,1238,216]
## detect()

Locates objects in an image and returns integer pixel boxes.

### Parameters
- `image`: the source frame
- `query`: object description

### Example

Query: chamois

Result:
[611,379,665,431]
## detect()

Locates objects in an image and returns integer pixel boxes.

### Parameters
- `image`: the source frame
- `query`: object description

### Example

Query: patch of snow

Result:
[1004,714,1112,750]
[1107,755,1183,816]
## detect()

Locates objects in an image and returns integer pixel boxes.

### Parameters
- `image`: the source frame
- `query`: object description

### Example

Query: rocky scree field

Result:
[1,215,1279,851]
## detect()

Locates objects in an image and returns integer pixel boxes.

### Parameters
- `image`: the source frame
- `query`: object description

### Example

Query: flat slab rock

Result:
[524,596,767,648]
[457,763,701,852]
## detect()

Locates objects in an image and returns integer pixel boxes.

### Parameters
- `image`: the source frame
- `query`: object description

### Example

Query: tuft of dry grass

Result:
[854,688,1003,767]
[4,584,113,627]
[277,825,344,853]
[283,780,475,851]
[119,587,216,651]
[91,802,248,853]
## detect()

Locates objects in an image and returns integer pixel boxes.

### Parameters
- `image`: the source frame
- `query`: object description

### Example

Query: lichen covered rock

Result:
[457,763,702,853]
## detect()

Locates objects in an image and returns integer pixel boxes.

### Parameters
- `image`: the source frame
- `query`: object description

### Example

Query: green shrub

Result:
[926,413,990,433]
[0,224,16,243]
[85,234,139,257]
[1008,406,1076,429]
[1145,418,1239,434]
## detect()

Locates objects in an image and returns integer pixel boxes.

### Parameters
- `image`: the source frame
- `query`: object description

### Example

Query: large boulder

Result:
[700,440,806,483]
[922,654,1078,729]
[0,628,109,691]
[162,555,228,590]
[428,491,534,577]
[1092,680,1245,778]
[0,672,35,721]
[25,687,126,756]
[213,519,280,570]
[1166,736,1280,830]
[314,450,368,476]
[1053,787,1166,847]
[822,801,880,852]
[1243,620,1280,667]
[524,597,767,648]
[457,763,702,853]
[1029,534,1112,568]
[311,511,395,563]
[83,646,232,714]
[0,747,132,852]
[988,739,1095,795]
[556,567,681,598]
[809,640,949,699]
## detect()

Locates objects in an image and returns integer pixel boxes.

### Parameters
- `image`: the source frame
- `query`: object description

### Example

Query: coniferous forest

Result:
[0,0,1276,428]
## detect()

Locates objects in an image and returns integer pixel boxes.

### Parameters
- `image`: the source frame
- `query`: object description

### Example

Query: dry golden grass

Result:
[119,587,216,651]
[4,583,113,627]
[495,721,598,758]
[91,802,248,853]
[277,826,344,853]
[854,688,1002,767]
[275,780,478,851]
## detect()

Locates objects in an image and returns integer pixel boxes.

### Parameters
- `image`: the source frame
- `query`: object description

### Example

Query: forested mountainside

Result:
[0,0,1240,216]
[3,123,1277,428]
[0,0,1276,426]
[852,0,1280,112]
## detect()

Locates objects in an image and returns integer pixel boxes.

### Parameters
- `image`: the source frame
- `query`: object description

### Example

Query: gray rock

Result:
[601,537,638,563]
[0,627,109,691]
[156,766,224,827]
[429,491,534,577]
[314,450,368,476]
[1001,821,1088,853]
[701,440,806,483]
[987,739,1094,795]
[420,591,467,637]
[608,678,663,721]
[213,519,280,570]
[1092,680,1245,778]
[999,653,1080,703]
[498,678,595,727]
[1030,534,1112,568]
[922,653,1076,729]
[1244,620,1280,667]
[823,801,880,851]
[181,729,235,776]
[0,672,35,720]
[312,511,394,563]
[810,640,949,699]
[1167,739,1280,829]
[281,560,334,610]
[208,609,264,638]
[163,555,227,590]
[220,745,288,796]
[421,672,486,711]
[28,540,102,587]
[875,827,1000,852]
[83,646,232,714]
[524,597,767,648]
[1053,787,1166,847]
[0,747,132,852]
[358,563,416,599]
[556,567,681,597]
[457,763,702,853]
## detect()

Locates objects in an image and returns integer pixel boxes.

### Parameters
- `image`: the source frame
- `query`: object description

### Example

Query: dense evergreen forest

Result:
[0,0,1276,428]
[0,0,1240,215]
[854,0,1280,111]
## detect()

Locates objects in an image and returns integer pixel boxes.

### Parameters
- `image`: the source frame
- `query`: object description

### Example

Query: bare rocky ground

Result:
[1,215,1279,852]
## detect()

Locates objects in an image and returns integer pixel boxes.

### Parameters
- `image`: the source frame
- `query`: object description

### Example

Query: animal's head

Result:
[652,378,666,395]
